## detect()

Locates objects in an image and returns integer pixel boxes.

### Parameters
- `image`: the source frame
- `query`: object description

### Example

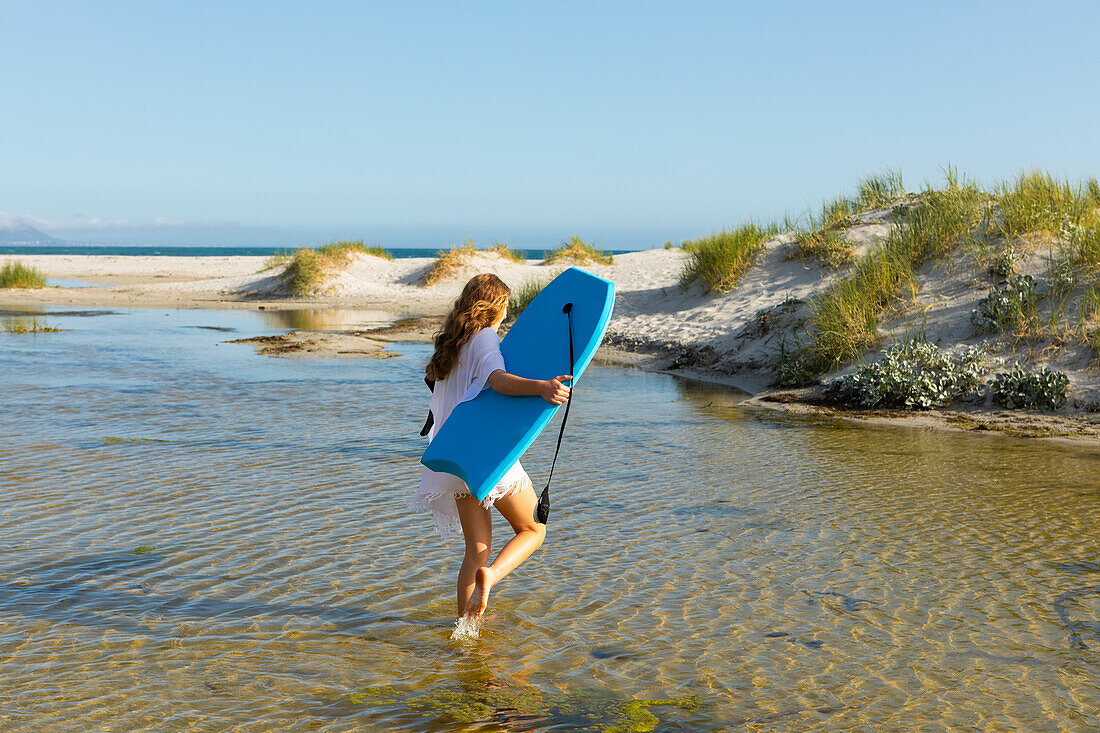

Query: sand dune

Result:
[3,223,1098,441]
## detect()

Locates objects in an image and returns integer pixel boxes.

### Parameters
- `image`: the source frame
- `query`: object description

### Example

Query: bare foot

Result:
[461,566,498,619]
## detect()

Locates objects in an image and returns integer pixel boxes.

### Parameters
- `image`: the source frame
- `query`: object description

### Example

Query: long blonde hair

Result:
[426,273,510,382]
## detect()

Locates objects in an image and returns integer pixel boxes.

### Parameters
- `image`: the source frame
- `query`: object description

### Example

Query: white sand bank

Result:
[3,222,1098,423]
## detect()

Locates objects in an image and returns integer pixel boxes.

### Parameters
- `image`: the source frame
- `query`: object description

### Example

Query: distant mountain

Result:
[0,224,56,243]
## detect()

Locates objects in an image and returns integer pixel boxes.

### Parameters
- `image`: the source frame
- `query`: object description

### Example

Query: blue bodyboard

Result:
[421,267,616,500]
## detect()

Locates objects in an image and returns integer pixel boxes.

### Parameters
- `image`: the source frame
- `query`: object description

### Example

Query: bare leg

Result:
[462,478,546,620]
[454,495,492,616]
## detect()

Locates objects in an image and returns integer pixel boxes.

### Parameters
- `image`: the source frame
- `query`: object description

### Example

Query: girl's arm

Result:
[487,370,572,405]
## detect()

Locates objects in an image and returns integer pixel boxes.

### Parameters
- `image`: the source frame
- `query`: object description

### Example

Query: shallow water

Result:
[1,306,1098,731]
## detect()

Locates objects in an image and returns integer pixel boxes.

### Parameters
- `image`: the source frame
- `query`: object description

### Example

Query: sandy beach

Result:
[4,225,1099,448]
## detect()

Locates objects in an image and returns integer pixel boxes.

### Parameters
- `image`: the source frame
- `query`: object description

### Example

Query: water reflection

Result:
[45,278,109,288]
[0,306,1097,730]
[257,307,418,331]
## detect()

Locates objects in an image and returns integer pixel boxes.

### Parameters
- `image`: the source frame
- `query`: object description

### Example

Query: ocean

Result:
[0,244,636,259]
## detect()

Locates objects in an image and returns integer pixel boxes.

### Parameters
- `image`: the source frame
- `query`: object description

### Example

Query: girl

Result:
[415,273,571,623]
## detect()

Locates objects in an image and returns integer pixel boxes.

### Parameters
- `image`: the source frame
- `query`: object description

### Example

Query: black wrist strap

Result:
[536,303,574,525]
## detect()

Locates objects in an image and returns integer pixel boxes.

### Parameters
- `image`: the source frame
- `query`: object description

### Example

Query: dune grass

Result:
[281,240,384,297]
[1004,174,1100,338]
[996,171,1099,239]
[1084,280,1100,321]
[422,238,525,286]
[542,235,613,266]
[264,250,294,270]
[487,241,525,263]
[787,228,855,269]
[857,169,905,210]
[0,261,46,289]
[787,171,905,268]
[774,169,1100,385]
[803,176,984,372]
[507,279,547,322]
[820,196,856,230]
[423,239,479,286]
[680,223,776,293]
[363,245,393,260]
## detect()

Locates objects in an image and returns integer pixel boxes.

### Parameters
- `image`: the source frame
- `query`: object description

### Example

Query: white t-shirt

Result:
[415,327,529,535]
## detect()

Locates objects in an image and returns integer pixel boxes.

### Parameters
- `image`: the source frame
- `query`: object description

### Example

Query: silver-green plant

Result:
[971,274,1038,333]
[988,245,1019,278]
[991,366,1069,410]
[823,340,984,409]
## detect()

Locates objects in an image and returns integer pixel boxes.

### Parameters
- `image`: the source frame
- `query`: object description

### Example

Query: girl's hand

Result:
[541,375,572,405]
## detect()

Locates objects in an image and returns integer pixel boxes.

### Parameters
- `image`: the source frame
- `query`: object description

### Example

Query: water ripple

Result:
[0,306,1098,730]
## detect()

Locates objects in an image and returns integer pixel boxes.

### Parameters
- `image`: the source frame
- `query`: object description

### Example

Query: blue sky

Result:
[2,1,1099,248]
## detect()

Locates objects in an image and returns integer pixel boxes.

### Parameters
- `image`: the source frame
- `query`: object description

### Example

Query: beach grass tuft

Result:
[507,278,547,322]
[1084,278,1100,318]
[787,171,904,268]
[996,171,1099,238]
[1068,216,1100,272]
[0,261,47,289]
[820,196,856,229]
[542,235,614,266]
[423,239,479,286]
[1087,177,1100,206]
[806,176,983,371]
[857,169,905,210]
[680,223,775,293]
[787,228,855,269]
[281,239,383,297]
[487,241,525,263]
[363,245,393,260]
[264,250,293,270]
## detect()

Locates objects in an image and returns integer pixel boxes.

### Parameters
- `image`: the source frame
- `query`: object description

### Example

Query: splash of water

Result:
[450,615,482,641]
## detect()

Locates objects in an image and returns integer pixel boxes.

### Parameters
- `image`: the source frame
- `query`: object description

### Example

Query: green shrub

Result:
[0,261,46,288]
[971,274,1038,333]
[542,235,613,266]
[988,245,1019,278]
[991,366,1069,410]
[773,343,818,387]
[679,223,774,293]
[823,341,984,409]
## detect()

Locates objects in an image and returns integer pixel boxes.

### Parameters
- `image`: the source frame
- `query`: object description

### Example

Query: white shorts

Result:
[414,461,532,537]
